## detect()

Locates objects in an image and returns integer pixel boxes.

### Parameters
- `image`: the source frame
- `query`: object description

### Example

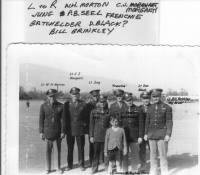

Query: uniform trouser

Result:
[92,142,105,171]
[139,140,149,168]
[149,140,168,175]
[123,142,140,172]
[46,138,61,171]
[88,136,94,166]
[66,134,85,168]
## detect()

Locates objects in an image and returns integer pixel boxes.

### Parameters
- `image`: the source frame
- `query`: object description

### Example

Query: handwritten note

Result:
[41,83,65,86]
[138,84,149,91]
[26,0,160,44]
[89,80,101,85]
[69,72,84,80]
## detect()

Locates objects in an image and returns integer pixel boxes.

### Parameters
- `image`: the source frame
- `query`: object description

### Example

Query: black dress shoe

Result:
[46,170,51,174]
[66,166,72,171]
[91,169,98,174]
[80,166,86,171]
[58,168,63,174]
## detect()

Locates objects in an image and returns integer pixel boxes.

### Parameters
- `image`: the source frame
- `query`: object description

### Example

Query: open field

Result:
[19,100,199,174]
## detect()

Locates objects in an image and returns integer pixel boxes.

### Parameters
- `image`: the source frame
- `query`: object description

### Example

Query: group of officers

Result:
[39,87,173,175]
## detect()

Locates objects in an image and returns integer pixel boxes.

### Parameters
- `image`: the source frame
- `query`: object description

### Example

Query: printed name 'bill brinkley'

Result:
[7,45,198,175]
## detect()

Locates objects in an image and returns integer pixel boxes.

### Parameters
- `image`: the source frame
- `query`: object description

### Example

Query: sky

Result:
[8,44,200,96]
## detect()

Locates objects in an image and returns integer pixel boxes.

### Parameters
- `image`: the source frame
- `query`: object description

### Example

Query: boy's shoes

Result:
[138,164,149,174]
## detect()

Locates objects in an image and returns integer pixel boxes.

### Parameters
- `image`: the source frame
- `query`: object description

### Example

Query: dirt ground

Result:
[19,100,199,175]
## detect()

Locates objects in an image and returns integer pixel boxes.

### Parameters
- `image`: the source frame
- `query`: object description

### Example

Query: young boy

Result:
[104,116,127,174]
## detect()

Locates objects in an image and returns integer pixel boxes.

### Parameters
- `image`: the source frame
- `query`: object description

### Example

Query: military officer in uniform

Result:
[109,89,128,126]
[144,89,173,175]
[39,89,63,174]
[89,94,110,174]
[85,89,100,167]
[61,87,87,171]
[122,92,144,173]
[138,91,151,172]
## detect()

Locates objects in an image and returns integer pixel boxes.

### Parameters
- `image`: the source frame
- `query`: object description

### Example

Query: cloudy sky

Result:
[8,44,200,96]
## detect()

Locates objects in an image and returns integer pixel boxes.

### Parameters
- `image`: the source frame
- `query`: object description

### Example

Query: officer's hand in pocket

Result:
[60,133,65,139]
[40,133,45,141]
[104,152,108,157]
[164,135,170,142]
[90,137,94,143]
[138,137,143,144]
[144,135,148,141]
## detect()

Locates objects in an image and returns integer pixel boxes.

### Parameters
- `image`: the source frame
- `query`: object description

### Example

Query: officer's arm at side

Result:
[89,110,94,138]
[39,104,45,134]
[138,107,144,138]
[166,105,173,137]
[61,102,68,134]
[104,129,110,155]
[144,110,150,136]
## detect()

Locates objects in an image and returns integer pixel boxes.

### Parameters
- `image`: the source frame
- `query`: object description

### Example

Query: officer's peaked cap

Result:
[46,89,58,97]
[140,91,151,99]
[150,88,163,97]
[70,87,80,95]
[89,89,100,97]
[113,89,125,97]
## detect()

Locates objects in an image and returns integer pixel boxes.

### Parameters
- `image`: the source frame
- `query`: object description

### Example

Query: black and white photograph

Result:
[3,1,200,175]
[4,44,200,175]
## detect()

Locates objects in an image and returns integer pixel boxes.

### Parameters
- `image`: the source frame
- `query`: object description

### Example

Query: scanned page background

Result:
[2,0,200,175]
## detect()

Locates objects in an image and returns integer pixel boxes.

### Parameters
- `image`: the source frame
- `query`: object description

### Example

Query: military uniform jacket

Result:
[139,104,150,135]
[62,99,87,136]
[89,108,110,142]
[84,101,96,134]
[122,105,144,142]
[39,100,63,140]
[145,101,173,140]
[109,101,128,127]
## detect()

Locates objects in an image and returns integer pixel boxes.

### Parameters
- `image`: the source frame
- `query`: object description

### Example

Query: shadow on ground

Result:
[168,153,198,175]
